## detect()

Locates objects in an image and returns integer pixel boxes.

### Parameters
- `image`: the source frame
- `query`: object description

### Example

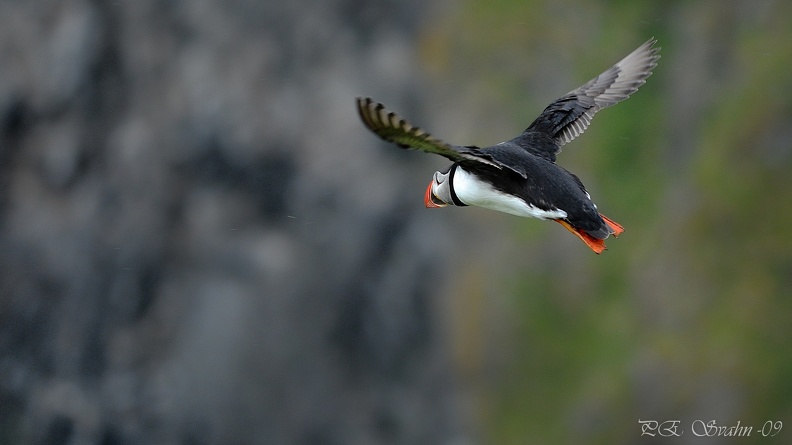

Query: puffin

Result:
[356,38,660,253]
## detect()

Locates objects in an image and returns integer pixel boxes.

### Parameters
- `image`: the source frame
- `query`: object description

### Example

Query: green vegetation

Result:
[424,1,792,443]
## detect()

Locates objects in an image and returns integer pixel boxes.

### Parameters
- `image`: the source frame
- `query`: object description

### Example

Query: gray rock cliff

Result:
[0,1,465,444]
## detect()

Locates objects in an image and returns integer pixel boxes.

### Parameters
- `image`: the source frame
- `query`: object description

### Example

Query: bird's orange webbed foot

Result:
[555,219,607,254]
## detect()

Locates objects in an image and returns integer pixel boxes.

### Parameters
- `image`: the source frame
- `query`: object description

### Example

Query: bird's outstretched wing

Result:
[521,38,661,160]
[356,97,516,173]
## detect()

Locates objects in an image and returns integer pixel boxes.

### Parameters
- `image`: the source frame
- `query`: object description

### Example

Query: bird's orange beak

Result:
[424,181,444,208]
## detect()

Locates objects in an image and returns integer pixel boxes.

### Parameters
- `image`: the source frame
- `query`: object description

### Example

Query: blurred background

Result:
[1,0,791,444]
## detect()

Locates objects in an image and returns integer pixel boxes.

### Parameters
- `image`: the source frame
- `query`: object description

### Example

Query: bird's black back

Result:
[464,137,610,238]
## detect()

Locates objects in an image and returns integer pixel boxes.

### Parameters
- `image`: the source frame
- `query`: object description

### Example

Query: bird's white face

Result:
[424,170,452,208]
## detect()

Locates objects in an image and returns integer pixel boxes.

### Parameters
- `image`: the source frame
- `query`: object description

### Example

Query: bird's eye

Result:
[434,172,446,184]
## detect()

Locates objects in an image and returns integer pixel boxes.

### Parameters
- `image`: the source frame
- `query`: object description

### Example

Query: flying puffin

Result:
[356,38,660,253]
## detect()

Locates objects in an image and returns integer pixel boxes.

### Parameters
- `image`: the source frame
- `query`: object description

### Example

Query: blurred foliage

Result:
[423,0,792,443]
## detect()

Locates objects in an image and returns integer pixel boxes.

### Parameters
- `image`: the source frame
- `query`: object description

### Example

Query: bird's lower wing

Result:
[356,97,503,169]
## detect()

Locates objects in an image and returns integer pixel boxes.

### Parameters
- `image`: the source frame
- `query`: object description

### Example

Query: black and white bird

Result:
[357,38,660,253]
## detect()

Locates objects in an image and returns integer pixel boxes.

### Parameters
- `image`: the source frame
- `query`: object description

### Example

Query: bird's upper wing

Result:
[357,97,526,177]
[520,38,661,160]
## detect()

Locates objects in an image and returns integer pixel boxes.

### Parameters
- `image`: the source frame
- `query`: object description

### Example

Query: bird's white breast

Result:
[452,167,567,220]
